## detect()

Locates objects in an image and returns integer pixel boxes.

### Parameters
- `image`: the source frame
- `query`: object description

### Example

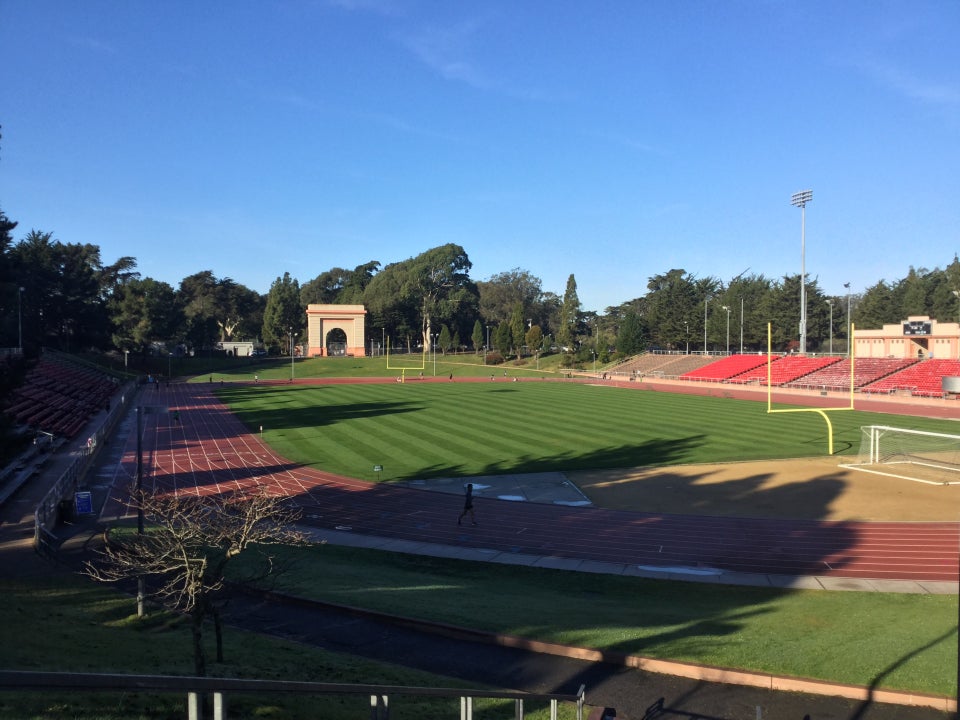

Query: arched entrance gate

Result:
[305,304,367,357]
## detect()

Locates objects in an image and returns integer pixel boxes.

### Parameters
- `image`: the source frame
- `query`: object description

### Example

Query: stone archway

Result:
[305,304,367,357]
[326,327,348,356]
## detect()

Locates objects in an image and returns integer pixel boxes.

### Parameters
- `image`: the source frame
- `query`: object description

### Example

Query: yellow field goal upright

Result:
[385,338,426,383]
[766,322,855,455]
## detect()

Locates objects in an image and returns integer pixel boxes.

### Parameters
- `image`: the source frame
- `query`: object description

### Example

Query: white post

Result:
[827,299,833,354]
[791,190,813,354]
[703,297,708,353]
[722,305,730,354]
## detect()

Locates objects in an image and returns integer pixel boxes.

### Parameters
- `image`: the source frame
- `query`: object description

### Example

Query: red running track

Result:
[102,382,960,584]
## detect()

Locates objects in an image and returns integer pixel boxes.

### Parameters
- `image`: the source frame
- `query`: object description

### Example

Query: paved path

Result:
[99,381,959,593]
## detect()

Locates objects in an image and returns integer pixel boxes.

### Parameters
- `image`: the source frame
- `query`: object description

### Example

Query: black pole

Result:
[136,406,144,534]
[136,406,145,617]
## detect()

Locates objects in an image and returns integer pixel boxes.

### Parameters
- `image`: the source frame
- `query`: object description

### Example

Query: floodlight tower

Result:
[844,282,851,357]
[721,305,731,354]
[827,299,834,354]
[791,190,813,354]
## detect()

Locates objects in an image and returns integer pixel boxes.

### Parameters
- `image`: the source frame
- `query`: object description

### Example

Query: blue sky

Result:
[1,1,958,312]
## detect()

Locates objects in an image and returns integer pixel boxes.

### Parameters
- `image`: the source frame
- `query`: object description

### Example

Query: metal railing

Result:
[33,380,138,554]
[0,670,586,720]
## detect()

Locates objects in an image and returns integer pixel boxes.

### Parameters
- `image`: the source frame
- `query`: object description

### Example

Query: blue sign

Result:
[74,491,93,516]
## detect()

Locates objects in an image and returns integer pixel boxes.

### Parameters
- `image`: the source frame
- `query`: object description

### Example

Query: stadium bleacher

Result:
[785,357,917,391]
[863,358,960,398]
[679,354,769,382]
[2,355,119,439]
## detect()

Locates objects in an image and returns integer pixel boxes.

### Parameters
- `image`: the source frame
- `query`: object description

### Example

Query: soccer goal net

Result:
[841,425,960,485]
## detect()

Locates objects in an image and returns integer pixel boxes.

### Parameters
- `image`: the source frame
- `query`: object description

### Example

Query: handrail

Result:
[0,671,586,720]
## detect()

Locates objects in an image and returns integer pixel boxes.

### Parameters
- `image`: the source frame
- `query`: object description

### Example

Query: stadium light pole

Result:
[721,305,730,354]
[289,329,297,381]
[844,282,851,357]
[703,297,709,353]
[953,291,960,359]
[791,190,813,354]
[684,321,689,355]
[827,300,834,355]
[739,296,744,354]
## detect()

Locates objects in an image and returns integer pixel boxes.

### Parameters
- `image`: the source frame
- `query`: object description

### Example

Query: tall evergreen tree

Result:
[262,272,303,352]
[557,274,580,351]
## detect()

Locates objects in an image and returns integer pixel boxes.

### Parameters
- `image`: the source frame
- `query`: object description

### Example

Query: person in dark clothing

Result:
[458,483,477,526]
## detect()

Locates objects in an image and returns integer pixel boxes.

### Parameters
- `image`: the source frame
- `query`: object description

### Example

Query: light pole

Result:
[721,306,731,354]
[486,325,490,356]
[289,329,297,381]
[703,297,709,353]
[791,189,813,354]
[827,299,834,355]
[17,286,24,350]
[953,291,960,359]
[433,333,437,376]
[168,352,172,381]
[382,327,385,357]
[844,282,851,357]
[739,296,744,354]
[684,321,689,355]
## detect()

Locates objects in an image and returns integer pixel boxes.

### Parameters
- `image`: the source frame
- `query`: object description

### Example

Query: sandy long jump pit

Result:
[567,457,960,522]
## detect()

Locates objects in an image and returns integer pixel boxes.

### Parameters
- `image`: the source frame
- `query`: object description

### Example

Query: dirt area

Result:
[568,457,960,521]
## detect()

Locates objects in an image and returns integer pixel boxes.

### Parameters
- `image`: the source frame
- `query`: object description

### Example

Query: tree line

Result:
[2,206,958,365]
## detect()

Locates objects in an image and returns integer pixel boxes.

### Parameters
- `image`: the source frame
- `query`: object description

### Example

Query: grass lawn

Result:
[44,358,954,706]
[215,380,959,482]
[0,573,577,720]
[192,351,567,384]
[259,544,958,698]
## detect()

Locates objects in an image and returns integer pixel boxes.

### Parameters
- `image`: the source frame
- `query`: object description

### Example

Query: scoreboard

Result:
[902,320,932,336]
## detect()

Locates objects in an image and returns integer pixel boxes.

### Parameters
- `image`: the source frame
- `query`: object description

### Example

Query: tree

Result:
[509,303,525,357]
[493,322,512,355]
[437,324,452,354]
[616,309,645,355]
[477,268,543,326]
[557,274,580,351]
[262,272,303,352]
[364,245,478,351]
[86,486,306,677]
[110,278,182,354]
[301,261,379,306]
[472,319,484,353]
[525,324,544,358]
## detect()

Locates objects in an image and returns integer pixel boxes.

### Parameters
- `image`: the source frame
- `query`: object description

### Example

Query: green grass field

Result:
[8,356,955,716]
[215,380,959,482]
[0,574,574,720]
[260,543,957,698]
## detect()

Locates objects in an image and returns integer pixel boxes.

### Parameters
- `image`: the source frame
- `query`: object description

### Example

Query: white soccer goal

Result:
[841,425,960,485]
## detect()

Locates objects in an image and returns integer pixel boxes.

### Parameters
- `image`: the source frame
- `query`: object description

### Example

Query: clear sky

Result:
[1,1,958,312]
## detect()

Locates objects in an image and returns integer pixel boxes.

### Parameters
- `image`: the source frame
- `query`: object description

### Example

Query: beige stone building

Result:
[305,304,367,357]
[853,315,960,360]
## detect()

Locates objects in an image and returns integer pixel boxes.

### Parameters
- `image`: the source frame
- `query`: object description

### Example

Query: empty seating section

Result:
[610,353,715,378]
[732,356,842,386]
[2,356,118,438]
[679,354,768,382]
[786,358,917,391]
[864,359,960,398]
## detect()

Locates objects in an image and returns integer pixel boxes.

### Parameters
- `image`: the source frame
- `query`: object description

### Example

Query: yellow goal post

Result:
[385,338,426,383]
[766,322,855,455]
